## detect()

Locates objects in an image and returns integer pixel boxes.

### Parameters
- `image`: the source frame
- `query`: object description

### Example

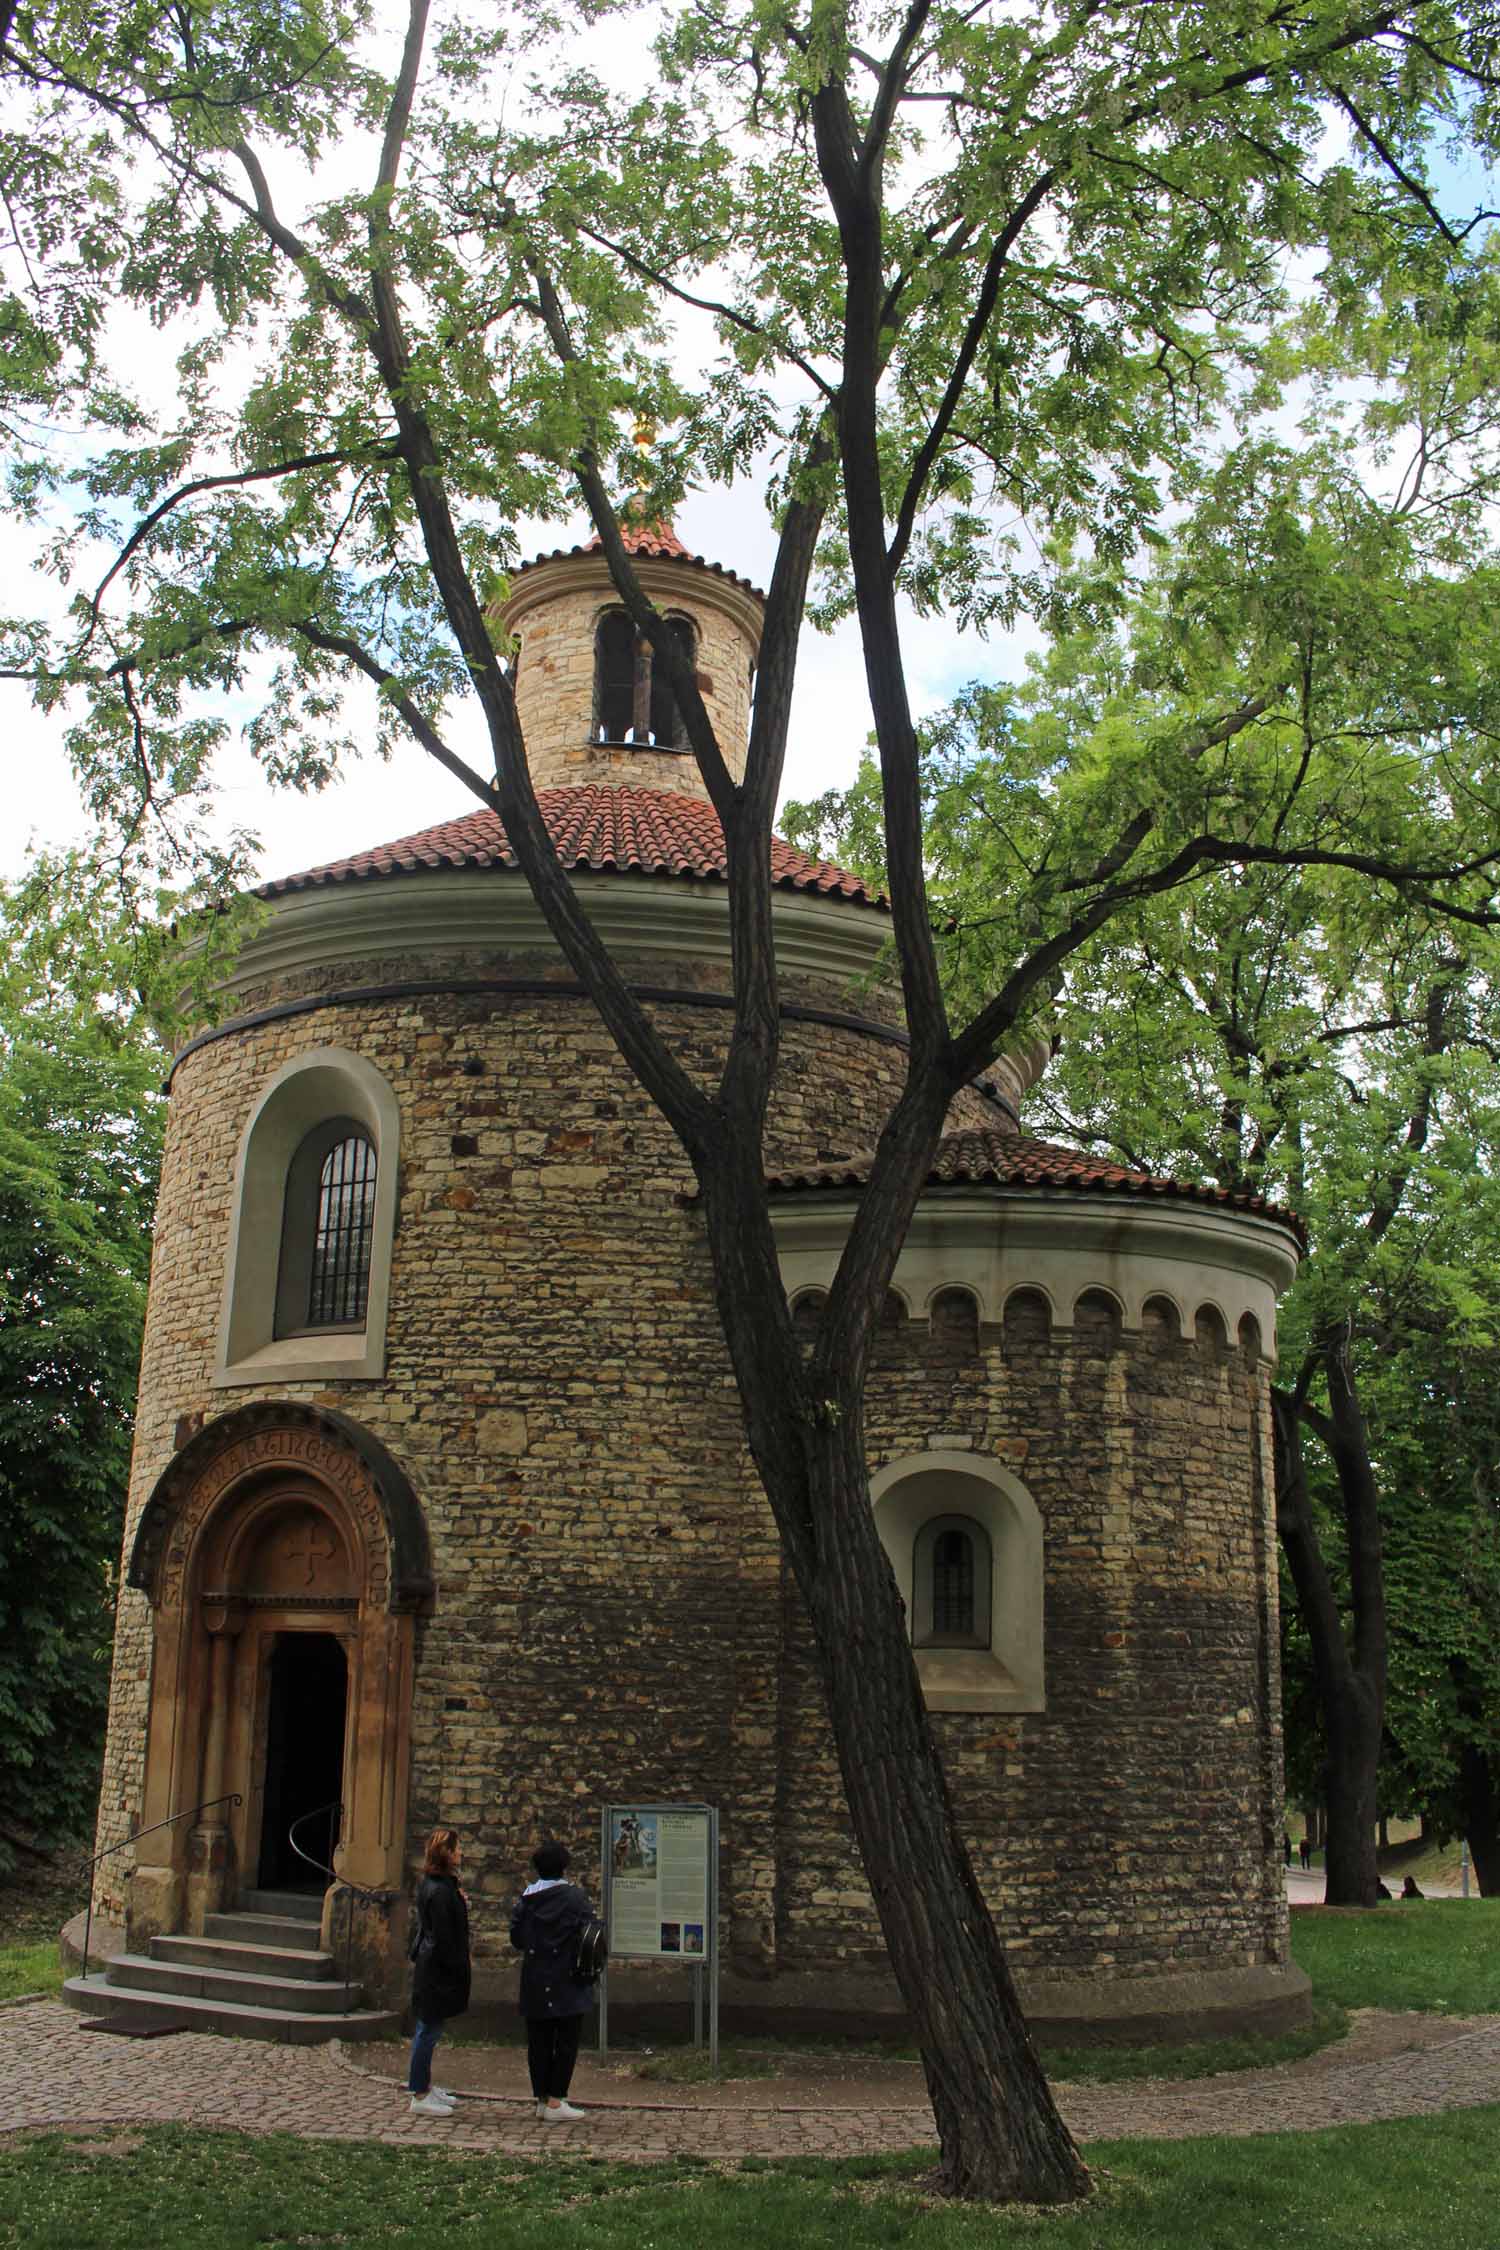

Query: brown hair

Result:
[423,1827,459,1877]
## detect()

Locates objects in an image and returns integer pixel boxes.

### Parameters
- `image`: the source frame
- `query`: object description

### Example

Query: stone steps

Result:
[206,1911,324,1952]
[240,1889,324,1921]
[100,1951,365,2013]
[152,1932,334,1980]
[63,1972,397,2043]
[62,1901,397,2045]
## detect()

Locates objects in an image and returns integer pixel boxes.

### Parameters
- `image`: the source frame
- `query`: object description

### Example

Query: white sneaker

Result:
[409,2092,455,2116]
[534,2101,547,2119]
[542,2100,585,2122]
[431,2085,457,2101]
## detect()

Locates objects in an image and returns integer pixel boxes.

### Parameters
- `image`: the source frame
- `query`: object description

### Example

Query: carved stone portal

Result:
[125,1406,428,2003]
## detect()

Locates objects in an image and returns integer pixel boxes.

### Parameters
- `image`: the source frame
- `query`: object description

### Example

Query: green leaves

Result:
[0,876,164,1864]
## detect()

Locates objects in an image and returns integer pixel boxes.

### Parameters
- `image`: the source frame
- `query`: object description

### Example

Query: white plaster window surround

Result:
[872,1451,1044,1713]
[215,1047,400,1387]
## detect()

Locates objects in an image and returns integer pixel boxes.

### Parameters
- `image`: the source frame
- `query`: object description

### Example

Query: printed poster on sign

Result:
[606,1807,711,1960]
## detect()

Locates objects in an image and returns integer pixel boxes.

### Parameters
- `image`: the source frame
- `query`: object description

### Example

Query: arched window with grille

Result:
[276,1119,378,1336]
[593,610,695,746]
[218,1049,400,1387]
[912,1513,992,1650]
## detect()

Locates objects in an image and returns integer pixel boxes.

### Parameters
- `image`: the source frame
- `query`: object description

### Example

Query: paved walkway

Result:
[9,2001,1500,2157]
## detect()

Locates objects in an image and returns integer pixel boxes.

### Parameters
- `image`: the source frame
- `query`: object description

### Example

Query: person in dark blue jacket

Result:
[510,1841,595,2122]
[407,1826,471,2117]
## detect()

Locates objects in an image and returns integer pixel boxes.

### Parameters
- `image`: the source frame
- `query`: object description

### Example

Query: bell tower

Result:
[495,521,765,798]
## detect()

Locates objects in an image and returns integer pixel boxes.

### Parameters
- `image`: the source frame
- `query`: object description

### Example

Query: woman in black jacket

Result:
[407,1826,471,2117]
[509,1841,595,2122]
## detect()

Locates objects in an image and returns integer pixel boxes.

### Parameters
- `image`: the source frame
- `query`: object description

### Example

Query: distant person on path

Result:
[1283,1833,1292,1866]
[407,1825,471,2117]
[511,1841,596,2123]
[1299,1836,1311,1871]
[1402,1875,1425,1900]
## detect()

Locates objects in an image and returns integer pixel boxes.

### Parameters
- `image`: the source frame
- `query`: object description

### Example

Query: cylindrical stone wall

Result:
[94,873,1301,2037]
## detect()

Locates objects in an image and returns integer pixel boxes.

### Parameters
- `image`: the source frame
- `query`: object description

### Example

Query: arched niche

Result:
[928,1285,981,1361]
[216,1046,401,1387]
[873,1287,911,1367]
[1073,1287,1123,1352]
[871,1450,1044,1713]
[1238,1311,1265,1363]
[1140,1292,1184,1350]
[1003,1286,1053,1350]
[1195,1302,1230,1360]
[122,1403,430,1968]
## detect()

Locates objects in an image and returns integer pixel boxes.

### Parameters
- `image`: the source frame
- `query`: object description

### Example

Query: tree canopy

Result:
[0,870,163,1872]
[9,0,1500,2200]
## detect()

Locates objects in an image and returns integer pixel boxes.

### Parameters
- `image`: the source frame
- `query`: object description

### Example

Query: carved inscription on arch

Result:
[136,1405,430,1614]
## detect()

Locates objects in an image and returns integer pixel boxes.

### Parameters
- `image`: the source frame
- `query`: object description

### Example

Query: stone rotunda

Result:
[76,519,1310,2043]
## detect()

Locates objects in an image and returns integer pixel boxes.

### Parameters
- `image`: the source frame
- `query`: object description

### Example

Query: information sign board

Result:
[606,1806,711,1960]
[598,1801,718,2065]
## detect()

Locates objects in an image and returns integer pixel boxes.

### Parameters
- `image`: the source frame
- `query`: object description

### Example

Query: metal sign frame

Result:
[596,1801,719,2068]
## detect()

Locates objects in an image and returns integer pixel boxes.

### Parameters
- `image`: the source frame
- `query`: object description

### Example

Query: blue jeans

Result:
[407,2017,443,2094]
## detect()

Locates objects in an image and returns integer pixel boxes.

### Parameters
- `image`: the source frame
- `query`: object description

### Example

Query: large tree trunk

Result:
[799,1420,1087,2202]
[1273,1372,1384,1907]
[1452,1663,1500,1897]
[1457,1740,1500,1896]
[695,1129,1090,2205]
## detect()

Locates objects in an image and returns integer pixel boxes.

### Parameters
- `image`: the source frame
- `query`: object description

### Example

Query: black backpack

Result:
[573,1914,608,1982]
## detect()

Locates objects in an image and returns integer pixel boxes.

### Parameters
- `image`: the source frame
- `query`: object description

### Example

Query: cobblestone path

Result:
[11,2002,1499,2159]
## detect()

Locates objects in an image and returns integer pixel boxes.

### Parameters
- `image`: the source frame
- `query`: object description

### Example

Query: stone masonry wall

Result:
[96,895,1287,2010]
[773,1300,1290,1991]
[96,934,993,1975]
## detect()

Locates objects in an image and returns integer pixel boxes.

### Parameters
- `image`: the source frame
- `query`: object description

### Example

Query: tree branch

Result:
[886,173,1058,583]
[574,222,837,403]
[84,443,401,627]
[1331,84,1460,245]
[860,0,934,182]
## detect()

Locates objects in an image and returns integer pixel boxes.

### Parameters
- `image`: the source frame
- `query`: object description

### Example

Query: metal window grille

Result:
[930,1528,974,1637]
[308,1134,376,1326]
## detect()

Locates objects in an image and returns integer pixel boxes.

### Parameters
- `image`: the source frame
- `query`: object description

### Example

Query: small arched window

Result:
[275,1119,377,1337]
[593,610,695,746]
[912,1513,992,1650]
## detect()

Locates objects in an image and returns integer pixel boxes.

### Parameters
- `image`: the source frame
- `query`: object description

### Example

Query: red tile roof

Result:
[768,1128,1305,1241]
[585,518,689,558]
[512,514,764,600]
[259,786,882,906]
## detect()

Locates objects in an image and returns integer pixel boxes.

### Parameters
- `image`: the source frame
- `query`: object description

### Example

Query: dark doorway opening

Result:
[257,1632,348,1891]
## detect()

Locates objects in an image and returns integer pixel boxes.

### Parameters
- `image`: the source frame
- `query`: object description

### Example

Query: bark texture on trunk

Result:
[1459,1745,1500,1897]
[695,1138,1091,2206]
[1273,1381,1384,1908]
[802,1420,1089,2202]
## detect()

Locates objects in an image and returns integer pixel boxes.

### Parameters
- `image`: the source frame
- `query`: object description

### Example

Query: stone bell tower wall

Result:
[497,553,763,796]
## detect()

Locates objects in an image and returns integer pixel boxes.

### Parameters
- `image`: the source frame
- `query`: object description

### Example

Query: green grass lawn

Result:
[1289,1897,1500,2013]
[0,1942,61,2004]
[3,2114,1499,2249]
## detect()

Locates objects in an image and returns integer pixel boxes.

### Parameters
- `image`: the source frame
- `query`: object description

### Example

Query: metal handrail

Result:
[287,1799,389,2012]
[74,1793,244,1986]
